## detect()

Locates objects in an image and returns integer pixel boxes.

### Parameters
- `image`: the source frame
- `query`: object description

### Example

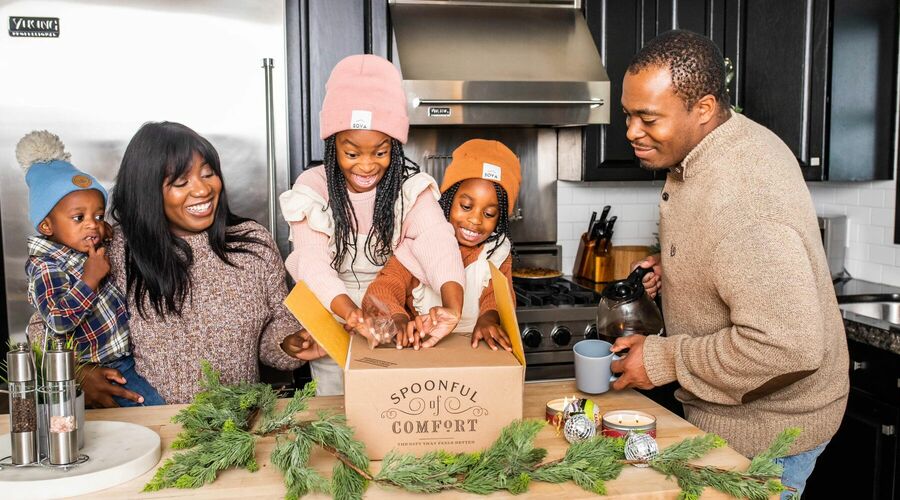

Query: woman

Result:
[79,121,319,406]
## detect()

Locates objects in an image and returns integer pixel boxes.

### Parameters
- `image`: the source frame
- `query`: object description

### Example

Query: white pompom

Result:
[15,130,71,171]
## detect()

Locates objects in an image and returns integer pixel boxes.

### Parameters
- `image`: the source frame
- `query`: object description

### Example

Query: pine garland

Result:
[144,362,801,499]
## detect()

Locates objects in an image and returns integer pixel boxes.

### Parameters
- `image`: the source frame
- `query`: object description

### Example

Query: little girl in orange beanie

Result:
[363,139,521,350]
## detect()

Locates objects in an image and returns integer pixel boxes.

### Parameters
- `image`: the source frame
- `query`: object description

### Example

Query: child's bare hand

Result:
[473,317,512,352]
[345,307,373,337]
[417,306,459,349]
[82,245,110,291]
[391,314,415,349]
[281,330,327,361]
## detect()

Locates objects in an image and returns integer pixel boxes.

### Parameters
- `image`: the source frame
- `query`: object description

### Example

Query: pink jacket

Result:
[284,166,464,308]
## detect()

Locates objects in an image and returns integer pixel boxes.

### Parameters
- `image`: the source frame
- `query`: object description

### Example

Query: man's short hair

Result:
[628,30,729,111]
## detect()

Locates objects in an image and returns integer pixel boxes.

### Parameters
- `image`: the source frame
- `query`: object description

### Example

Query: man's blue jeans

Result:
[774,440,829,499]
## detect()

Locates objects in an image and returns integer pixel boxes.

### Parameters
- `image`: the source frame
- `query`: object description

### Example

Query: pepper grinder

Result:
[7,343,38,465]
[43,339,78,465]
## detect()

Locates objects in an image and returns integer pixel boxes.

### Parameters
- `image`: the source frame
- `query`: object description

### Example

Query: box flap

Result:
[489,262,525,366]
[283,281,349,367]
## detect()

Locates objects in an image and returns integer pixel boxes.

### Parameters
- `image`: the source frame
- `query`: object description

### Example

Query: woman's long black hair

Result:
[111,121,264,318]
[439,181,510,258]
[322,134,419,271]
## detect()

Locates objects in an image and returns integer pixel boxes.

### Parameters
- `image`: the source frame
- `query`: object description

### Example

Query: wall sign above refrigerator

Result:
[8,16,59,38]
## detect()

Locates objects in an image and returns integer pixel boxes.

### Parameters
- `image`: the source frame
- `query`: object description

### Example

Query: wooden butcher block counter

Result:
[0,380,766,499]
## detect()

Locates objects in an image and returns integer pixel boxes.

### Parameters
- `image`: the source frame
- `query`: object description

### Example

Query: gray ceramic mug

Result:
[573,339,621,394]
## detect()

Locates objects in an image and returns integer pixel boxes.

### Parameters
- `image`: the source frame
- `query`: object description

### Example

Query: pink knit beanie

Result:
[319,54,409,144]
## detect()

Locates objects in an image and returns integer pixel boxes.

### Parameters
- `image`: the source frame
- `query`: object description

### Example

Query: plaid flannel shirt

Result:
[25,236,130,364]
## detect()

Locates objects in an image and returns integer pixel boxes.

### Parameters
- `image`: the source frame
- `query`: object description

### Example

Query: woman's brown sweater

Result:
[108,221,303,404]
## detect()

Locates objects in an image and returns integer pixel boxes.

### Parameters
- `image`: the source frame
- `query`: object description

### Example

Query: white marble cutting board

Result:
[0,420,161,498]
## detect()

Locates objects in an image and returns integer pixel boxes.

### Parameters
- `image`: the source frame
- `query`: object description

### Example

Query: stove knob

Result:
[551,325,572,346]
[522,327,543,348]
[585,324,599,339]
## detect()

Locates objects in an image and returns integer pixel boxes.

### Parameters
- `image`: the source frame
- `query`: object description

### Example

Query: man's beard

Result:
[637,159,669,171]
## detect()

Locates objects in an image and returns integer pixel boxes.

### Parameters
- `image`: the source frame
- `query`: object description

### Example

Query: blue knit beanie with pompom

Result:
[15,130,108,232]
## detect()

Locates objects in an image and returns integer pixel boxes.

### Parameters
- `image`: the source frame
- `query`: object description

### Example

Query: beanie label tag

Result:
[482,163,501,181]
[71,175,92,188]
[350,110,373,130]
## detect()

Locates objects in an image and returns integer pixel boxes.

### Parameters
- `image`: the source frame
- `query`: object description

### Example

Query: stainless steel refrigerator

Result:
[0,0,293,345]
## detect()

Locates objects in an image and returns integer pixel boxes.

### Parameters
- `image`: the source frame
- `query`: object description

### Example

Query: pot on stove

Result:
[596,267,664,341]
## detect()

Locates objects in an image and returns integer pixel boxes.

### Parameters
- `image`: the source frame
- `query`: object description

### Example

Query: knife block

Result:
[574,232,614,283]
[592,247,613,283]
[573,232,595,280]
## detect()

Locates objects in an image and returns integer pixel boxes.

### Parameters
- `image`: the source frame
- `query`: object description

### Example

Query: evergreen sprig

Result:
[647,428,800,500]
[143,419,257,491]
[532,435,626,495]
[747,427,801,477]
[144,362,804,500]
[459,419,546,494]
[257,380,318,435]
[374,450,479,492]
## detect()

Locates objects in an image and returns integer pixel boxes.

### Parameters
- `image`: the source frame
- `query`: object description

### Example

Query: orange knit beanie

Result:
[440,139,521,215]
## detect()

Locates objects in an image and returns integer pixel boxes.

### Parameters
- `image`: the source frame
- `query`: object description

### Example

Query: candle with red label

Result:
[601,410,657,438]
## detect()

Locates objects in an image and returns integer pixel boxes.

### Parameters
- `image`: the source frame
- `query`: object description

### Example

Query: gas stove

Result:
[514,277,601,381]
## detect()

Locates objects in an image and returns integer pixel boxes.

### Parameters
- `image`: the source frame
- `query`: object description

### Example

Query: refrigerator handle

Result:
[262,57,277,236]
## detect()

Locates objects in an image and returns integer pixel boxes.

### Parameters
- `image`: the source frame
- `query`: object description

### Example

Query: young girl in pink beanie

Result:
[279,54,465,395]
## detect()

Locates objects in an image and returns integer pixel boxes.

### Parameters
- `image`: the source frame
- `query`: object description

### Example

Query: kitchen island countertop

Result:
[0,380,770,499]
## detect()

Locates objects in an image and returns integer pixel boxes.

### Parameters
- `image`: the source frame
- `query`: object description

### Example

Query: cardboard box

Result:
[284,264,525,459]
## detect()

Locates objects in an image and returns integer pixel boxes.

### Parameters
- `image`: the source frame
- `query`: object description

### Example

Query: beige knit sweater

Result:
[108,221,303,404]
[642,113,849,457]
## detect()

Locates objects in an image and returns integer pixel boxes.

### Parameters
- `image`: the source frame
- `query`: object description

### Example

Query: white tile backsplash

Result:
[557,180,664,274]
[557,177,900,286]
[808,180,899,285]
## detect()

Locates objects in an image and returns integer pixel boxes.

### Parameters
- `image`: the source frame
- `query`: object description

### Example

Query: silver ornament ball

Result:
[624,431,659,467]
[563,413,596,444]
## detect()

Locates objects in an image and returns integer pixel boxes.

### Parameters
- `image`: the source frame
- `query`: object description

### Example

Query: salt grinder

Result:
[7,343,38,465]
[43,340,78,465]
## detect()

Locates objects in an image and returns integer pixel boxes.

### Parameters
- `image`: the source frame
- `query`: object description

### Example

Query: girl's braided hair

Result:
[439,181,510,258]
[323,134,420,270]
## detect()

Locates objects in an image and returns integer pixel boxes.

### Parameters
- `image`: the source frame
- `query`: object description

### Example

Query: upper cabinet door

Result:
[827,0,897,182]
[741,0,827,180]
[740,0,897,182]
[582,0,658,181]
[580,0,734,182]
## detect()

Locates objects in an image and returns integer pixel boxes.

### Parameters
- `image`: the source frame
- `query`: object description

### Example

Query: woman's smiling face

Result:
[448,178,500,247]
[335,130,392,193]
[162,151,222,237]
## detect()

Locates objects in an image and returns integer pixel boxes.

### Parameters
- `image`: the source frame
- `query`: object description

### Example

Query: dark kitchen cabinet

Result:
[740,0,897,182]
[580,0,739,182]
[579,0,898,182]
[287,0,391,180]
[804,339,899,499]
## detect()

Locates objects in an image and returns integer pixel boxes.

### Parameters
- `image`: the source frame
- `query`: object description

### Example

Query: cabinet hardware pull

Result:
[882,425,896,436]
[414,98,605,106]
[262,57,277,236]
[851,360,868,371]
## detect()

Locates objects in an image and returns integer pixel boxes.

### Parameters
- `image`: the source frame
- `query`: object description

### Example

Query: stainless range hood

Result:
[390,0,610,126]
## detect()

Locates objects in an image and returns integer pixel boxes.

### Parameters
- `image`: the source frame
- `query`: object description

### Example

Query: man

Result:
[609,30,848,498]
